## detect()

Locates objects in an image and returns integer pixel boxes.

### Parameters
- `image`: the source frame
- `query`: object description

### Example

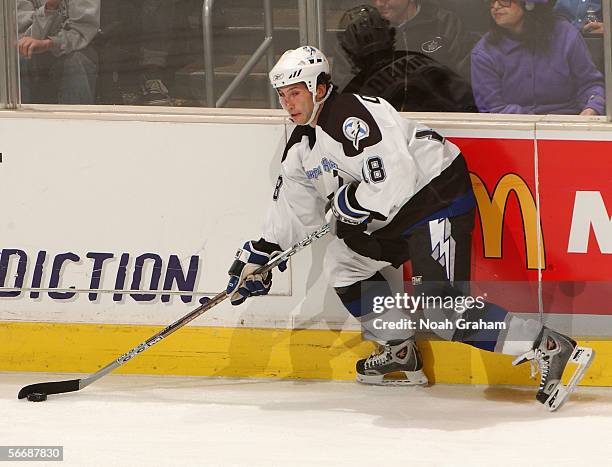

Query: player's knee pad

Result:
[335,272,391,319]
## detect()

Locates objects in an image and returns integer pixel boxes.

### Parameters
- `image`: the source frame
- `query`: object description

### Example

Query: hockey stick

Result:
[17,224,331,400]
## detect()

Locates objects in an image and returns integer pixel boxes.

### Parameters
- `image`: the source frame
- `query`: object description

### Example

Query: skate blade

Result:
[357,370,428,387]
[545,347,595,412]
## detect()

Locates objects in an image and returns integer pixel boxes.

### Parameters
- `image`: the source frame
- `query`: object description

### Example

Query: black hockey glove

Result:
[328,183,404,264]
[226,239,287,306]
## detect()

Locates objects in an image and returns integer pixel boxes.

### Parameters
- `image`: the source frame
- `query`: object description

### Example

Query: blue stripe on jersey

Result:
[401,191,476,236]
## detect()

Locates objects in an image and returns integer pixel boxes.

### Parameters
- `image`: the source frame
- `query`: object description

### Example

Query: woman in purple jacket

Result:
[471,0,605,115]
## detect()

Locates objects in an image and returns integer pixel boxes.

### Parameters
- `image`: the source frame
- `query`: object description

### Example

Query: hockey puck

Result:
[26,392,47,402]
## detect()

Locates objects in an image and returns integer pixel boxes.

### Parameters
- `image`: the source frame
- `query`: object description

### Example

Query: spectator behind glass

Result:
[17,0,100,104]
[372,0,473,78]
[555,0,603,35]
[471,0,605,115]
[136,0,179,106]
[338,4,476,112]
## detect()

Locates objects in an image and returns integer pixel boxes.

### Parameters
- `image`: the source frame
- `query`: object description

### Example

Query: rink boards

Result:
[0,110,611,386]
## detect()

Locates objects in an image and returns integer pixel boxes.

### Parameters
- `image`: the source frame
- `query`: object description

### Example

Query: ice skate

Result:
[512,328,595,411]
[356,338,428,386]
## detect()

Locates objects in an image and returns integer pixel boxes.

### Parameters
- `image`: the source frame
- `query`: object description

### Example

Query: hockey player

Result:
[337,5,476,113]
[225,46,594,410]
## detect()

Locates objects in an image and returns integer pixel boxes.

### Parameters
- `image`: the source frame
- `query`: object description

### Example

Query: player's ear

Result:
[315,83,327,102]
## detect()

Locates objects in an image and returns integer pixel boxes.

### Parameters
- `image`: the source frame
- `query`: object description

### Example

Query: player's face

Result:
[277,83,315,125]
[373,0,414,25]
[489,0,524,32]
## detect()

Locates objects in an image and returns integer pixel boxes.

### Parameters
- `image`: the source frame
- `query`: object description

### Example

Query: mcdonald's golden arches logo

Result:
[470,173,546,270]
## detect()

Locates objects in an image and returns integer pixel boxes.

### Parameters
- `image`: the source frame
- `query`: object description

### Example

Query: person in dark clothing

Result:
[373,0,474,78]
[339,5,476,113]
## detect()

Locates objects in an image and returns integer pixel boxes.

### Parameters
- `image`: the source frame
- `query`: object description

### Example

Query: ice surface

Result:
[2,373,612,466]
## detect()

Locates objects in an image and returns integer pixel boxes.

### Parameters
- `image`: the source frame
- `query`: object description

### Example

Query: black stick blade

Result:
[18,379,80,399]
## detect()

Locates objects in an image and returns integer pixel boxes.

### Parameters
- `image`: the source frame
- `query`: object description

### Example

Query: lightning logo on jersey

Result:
[343,117,370,150]
[429,218,456,283]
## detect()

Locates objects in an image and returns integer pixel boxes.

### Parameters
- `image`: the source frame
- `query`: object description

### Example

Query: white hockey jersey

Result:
[262,92,473,252]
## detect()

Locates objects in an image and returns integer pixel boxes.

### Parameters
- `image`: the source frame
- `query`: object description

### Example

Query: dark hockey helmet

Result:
[337,4,395,69]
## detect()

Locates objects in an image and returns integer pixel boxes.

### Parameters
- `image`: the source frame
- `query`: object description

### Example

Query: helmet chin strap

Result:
[305,84,334,126]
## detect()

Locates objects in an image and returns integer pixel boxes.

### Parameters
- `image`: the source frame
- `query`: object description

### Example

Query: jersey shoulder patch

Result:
[281,125,316,163]
[318,93,382,157]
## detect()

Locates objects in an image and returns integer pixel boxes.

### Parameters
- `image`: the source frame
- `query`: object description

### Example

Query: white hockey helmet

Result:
[269,46,333,125]
[269,46,330,95]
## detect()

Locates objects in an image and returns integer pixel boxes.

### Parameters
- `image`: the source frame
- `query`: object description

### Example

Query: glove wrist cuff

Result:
[252,238,283,255]
[333,183,371,225]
